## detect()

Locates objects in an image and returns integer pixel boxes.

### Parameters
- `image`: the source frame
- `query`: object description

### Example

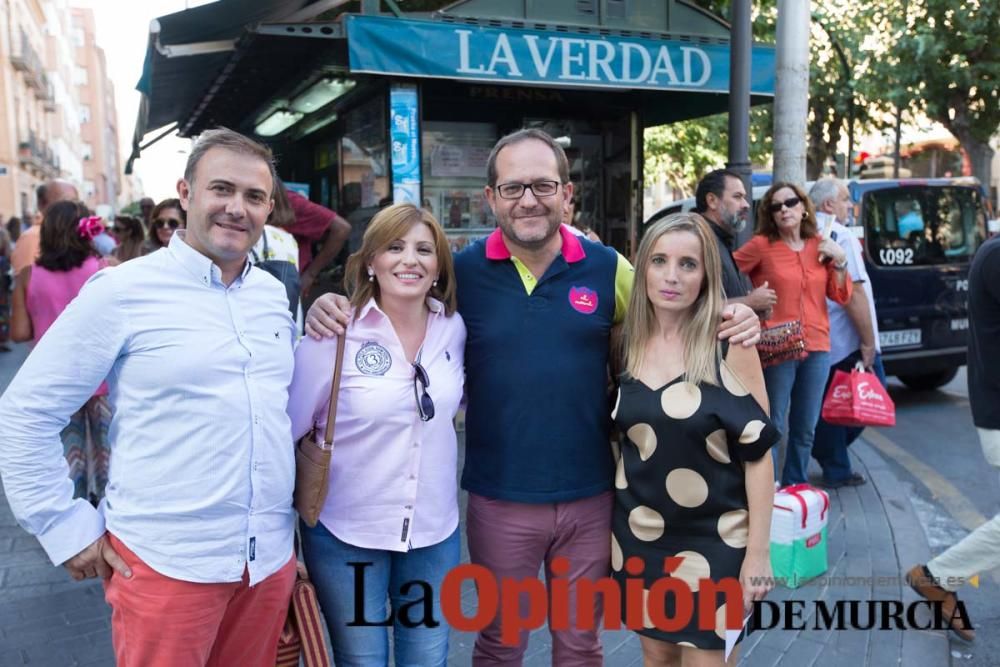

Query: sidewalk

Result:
[0,343,951,666]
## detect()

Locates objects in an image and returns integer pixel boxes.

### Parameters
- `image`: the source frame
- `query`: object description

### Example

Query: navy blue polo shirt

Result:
[456,225,633,503]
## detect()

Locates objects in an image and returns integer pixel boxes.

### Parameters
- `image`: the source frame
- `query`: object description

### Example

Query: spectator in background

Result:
[284,189,351,297]
[7,216,22,245]
[143,199,186,254]
[0,222,12,351]
[734,183,852,487]
[250,179,302,318]
[11,179,79,274]
[564,194,600,243]
[111,216,147,263]
[139,197,156,226]
[10,201,115,503]
[694,169,776,316]
[809,178,883,489]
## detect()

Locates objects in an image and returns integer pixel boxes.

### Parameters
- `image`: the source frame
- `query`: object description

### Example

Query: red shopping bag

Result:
[820,363,896,427]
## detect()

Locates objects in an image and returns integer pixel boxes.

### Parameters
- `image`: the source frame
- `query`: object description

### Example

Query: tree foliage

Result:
[864,0,1000,187]
[644,1,777,194]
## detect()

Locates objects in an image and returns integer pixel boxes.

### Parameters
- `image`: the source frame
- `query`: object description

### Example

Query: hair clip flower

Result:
[77,216,104,240]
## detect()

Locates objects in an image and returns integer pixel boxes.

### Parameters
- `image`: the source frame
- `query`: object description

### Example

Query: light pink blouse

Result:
[287,297,466,552]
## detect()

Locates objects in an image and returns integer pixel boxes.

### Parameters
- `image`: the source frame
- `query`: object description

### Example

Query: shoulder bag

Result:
[757,319,807,368]
[294,333,346,527]
[756,273,808,369]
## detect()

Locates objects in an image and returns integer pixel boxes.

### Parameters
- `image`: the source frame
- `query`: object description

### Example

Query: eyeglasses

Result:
[412,361,435,422]
[112,225,128,234]
[768,197,802,214]
[496,180,561,200]
[152,218,183,230]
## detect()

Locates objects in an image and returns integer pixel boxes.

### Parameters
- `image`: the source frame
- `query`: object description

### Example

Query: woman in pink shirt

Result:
[11,201,113,504]
[288,204,465,666]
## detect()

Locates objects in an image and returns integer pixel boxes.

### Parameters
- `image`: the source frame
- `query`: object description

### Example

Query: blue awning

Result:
[346,15,775,96]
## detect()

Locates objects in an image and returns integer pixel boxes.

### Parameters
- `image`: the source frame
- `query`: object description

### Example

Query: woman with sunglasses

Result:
[733,183,852,487]
[110,215,146,262]
[142,198,185,253]
[288,203,464,666]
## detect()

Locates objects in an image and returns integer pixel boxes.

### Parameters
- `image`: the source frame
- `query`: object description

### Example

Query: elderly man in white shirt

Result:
[809,177,884,489]
[0,128,297,667]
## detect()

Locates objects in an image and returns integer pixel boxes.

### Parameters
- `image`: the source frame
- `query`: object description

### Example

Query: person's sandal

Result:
[905,564,975,641]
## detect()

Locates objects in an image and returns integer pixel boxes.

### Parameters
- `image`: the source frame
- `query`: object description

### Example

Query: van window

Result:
[865,186,986,267]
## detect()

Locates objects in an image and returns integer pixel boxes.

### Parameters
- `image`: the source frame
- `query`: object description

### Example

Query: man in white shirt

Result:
[0,128,297,666]
[809,178,883,488]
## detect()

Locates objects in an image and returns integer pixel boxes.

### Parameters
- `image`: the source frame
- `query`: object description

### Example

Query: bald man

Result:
[11,179,80,274]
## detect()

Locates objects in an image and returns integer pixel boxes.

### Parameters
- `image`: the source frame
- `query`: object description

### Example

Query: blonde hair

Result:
[621,212,725,386]
[344,204,457,317]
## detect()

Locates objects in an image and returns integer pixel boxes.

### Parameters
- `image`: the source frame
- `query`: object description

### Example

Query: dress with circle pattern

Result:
[610,347,779,649]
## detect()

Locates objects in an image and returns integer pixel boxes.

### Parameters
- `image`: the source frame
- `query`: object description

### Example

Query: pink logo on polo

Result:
[569,286,598,314]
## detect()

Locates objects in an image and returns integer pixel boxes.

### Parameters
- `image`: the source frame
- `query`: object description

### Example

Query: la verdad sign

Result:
[346,15,776,95]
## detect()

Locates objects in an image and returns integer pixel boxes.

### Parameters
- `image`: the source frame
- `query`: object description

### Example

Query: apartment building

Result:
[71,7,119,215]
[0,0,120,224]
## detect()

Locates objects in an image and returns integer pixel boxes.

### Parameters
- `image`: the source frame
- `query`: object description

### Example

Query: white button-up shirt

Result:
[288,297,465,552]
[0,233,296,585]
[821,215,883,365]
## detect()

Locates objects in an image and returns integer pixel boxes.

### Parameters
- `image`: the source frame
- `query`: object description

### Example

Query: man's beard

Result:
[496,208,562,250]
[723,210,747,234]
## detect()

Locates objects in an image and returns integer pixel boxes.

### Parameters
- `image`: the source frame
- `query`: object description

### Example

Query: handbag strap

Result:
[319,333,347,449]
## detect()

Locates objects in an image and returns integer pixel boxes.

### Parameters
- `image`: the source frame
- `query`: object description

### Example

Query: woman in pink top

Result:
[11,201,114,504]
[288,204,465,666]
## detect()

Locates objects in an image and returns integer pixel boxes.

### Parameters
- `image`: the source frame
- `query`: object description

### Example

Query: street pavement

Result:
[0,341,954,666]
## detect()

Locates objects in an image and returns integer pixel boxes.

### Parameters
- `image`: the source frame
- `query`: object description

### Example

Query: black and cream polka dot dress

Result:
[610,349,779,649]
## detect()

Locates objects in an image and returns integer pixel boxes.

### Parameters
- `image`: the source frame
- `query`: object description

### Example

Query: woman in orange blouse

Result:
[734,182,852,486]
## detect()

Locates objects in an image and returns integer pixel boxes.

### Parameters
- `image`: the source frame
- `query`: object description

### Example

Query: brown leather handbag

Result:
[294,334,346,528]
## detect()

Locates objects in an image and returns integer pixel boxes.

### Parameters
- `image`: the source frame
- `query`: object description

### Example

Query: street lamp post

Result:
[727,0,752,200]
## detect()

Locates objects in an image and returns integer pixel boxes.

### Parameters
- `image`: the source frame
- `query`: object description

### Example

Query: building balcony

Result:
[18,133,60,178]
[12,30,46,92]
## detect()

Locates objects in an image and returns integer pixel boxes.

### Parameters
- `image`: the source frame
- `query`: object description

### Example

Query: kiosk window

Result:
[341,96,390,253]
[865,186,984,267]
[342,96,389,212]
[422,121,497,251]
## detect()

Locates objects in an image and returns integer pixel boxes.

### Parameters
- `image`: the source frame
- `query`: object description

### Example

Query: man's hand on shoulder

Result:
[63,533,131,581]
[305,293,351,339]
[718,303,761,347]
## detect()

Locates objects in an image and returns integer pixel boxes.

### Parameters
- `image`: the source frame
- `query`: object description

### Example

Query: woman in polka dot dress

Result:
[611,213,779,665]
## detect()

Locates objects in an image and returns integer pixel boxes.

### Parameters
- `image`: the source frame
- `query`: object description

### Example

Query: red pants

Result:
[466,491,613,667]
[103,533,296,667]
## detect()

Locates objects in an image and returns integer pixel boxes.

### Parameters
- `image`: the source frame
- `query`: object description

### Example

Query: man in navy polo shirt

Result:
[306,129,760,666]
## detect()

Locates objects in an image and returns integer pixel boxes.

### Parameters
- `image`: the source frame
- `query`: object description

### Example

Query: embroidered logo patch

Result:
[568,286,598,314]
[356,341,392,375]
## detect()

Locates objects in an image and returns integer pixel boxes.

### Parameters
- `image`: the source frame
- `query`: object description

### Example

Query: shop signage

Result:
[390,83,421,205]
[347,15,775,95]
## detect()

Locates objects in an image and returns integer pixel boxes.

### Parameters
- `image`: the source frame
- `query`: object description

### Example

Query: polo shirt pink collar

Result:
[485,224,587,263]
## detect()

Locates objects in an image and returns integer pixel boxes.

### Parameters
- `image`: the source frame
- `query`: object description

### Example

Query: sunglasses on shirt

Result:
[412,361,435,422]
[152,218,183,230]
[768,196,802,214]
